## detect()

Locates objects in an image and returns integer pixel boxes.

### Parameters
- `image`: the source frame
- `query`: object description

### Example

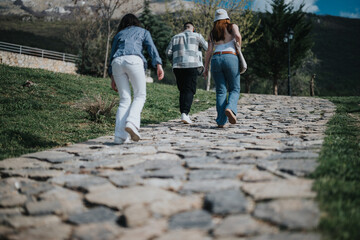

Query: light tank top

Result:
[214,39,236,53]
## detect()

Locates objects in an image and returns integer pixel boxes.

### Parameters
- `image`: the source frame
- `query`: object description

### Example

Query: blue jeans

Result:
[211,54,240,125]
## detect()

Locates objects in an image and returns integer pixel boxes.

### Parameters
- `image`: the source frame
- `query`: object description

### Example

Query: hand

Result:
[110,76,118,92]
[157,64,164,80]
[203,68,208,78]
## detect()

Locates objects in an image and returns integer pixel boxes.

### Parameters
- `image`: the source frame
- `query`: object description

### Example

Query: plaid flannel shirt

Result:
[166,30,208,68]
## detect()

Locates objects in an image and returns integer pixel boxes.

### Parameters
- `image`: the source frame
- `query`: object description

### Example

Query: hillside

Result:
[0,8,359,96]
[311,15,360,96]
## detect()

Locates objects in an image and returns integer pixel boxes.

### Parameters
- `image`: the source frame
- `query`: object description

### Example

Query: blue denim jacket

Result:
[108,26,162,76]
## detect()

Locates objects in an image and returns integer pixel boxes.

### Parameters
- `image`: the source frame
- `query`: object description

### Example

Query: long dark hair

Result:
[117,14,142,33]
[211,19,233,42]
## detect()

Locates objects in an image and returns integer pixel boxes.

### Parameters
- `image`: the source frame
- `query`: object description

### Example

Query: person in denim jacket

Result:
[108,14,164,144]
[204,9,242,128]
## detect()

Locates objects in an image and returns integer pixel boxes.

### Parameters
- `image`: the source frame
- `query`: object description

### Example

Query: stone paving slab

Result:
[0,94,335,239]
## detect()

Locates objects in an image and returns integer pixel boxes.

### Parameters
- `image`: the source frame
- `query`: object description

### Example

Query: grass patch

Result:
[312,96,360,240]
[0,64,215,160]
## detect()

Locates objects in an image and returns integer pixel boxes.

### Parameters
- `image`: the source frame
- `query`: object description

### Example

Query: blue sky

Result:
[251,0,360,18]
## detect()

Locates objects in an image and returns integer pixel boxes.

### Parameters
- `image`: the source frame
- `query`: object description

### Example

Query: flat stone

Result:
[241,179,316,200]
[204,189,248,215]
[5,215,61,228]
[266,152,319,160]
[185,157,218,166]
[141,166,187,180]
[24,150,74,163]
[249,232,321,240]
[168,210,212,230]
[181,179,242,194]
[25,199,63,215]
[50,174,109,192]
[0,208,23,224]
[125,146,157,155]
[119,219,167,240]
[253,199,320,230]
[108,173,142,187]
[139,153,181,162]
[214,214,277,237]
[278,159,318,176]
[7,223,72,240]
[150,195,202,217]
[39,186,85,214]
[67,206,118,225]
[121,203,150,227]
[86,185,181,210]
[18,181,54,195]
[0,225,15,238]
[72,222,123,240]
[188,170,244,180]
[128,159,183,172]
[0,208,23,217]
[141,178,183,191]
[216,150,274,160]
[1,169,64,179]
[155,229,209,240]
[187,161,253,171]
[0,157,51,169]
[0,192,27,207]
[239,169,279,182]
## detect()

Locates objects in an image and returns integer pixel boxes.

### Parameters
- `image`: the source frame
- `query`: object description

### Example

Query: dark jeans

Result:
[173,68,198,114]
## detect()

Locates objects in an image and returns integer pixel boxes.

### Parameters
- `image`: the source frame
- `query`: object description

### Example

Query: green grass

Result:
[312,96,360,240]
[0,64,215,160]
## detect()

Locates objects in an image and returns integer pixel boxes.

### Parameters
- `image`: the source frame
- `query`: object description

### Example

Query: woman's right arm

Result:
[203,35,214,78]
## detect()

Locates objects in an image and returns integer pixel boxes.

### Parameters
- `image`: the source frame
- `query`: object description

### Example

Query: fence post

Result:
[20,46,22,55]
[42,50,44,58]
[63,53,65,62]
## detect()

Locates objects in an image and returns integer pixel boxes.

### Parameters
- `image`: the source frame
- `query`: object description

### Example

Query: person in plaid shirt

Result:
[166,22,208,124]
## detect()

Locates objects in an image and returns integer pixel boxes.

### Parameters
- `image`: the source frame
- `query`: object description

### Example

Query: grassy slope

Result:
[0,64,216,160]
[312,96,360,240]
[312,15,360,96]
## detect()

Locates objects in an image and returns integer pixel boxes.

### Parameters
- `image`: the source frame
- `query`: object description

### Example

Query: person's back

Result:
[203,9,242,128]
[108,14,164,144]
[167,29,207,68]
[166,22,208,124]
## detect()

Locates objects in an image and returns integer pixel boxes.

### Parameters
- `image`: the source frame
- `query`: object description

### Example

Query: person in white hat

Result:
[203,9,242,128]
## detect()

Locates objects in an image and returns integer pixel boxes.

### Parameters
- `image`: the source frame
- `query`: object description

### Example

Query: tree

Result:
[95,0,138,78]
[289,49,319,96]
[253,0,313,95]
[139,0,173,67]
[65,4,105,76]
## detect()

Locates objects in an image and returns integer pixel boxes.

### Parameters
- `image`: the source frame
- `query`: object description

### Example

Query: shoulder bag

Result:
[234,41,247,74]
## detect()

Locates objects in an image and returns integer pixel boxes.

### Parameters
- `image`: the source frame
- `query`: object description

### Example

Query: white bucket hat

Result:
[214,9,230,22]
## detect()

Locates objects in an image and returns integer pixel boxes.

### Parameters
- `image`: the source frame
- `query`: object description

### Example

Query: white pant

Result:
[112,55,146,140]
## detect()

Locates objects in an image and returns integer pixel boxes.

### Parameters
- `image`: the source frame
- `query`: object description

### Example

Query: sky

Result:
[251,0,360,19]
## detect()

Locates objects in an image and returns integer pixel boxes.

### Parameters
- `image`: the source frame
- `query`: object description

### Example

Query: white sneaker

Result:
[114,137,129,144]
[125,122,141,141]
[181,113,192,124]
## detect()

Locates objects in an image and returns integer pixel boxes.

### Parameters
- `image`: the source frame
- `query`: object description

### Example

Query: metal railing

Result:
[0,41,79,63]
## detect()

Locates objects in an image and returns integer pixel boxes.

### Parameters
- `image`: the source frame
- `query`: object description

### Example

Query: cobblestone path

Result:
[0,94,336,240]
